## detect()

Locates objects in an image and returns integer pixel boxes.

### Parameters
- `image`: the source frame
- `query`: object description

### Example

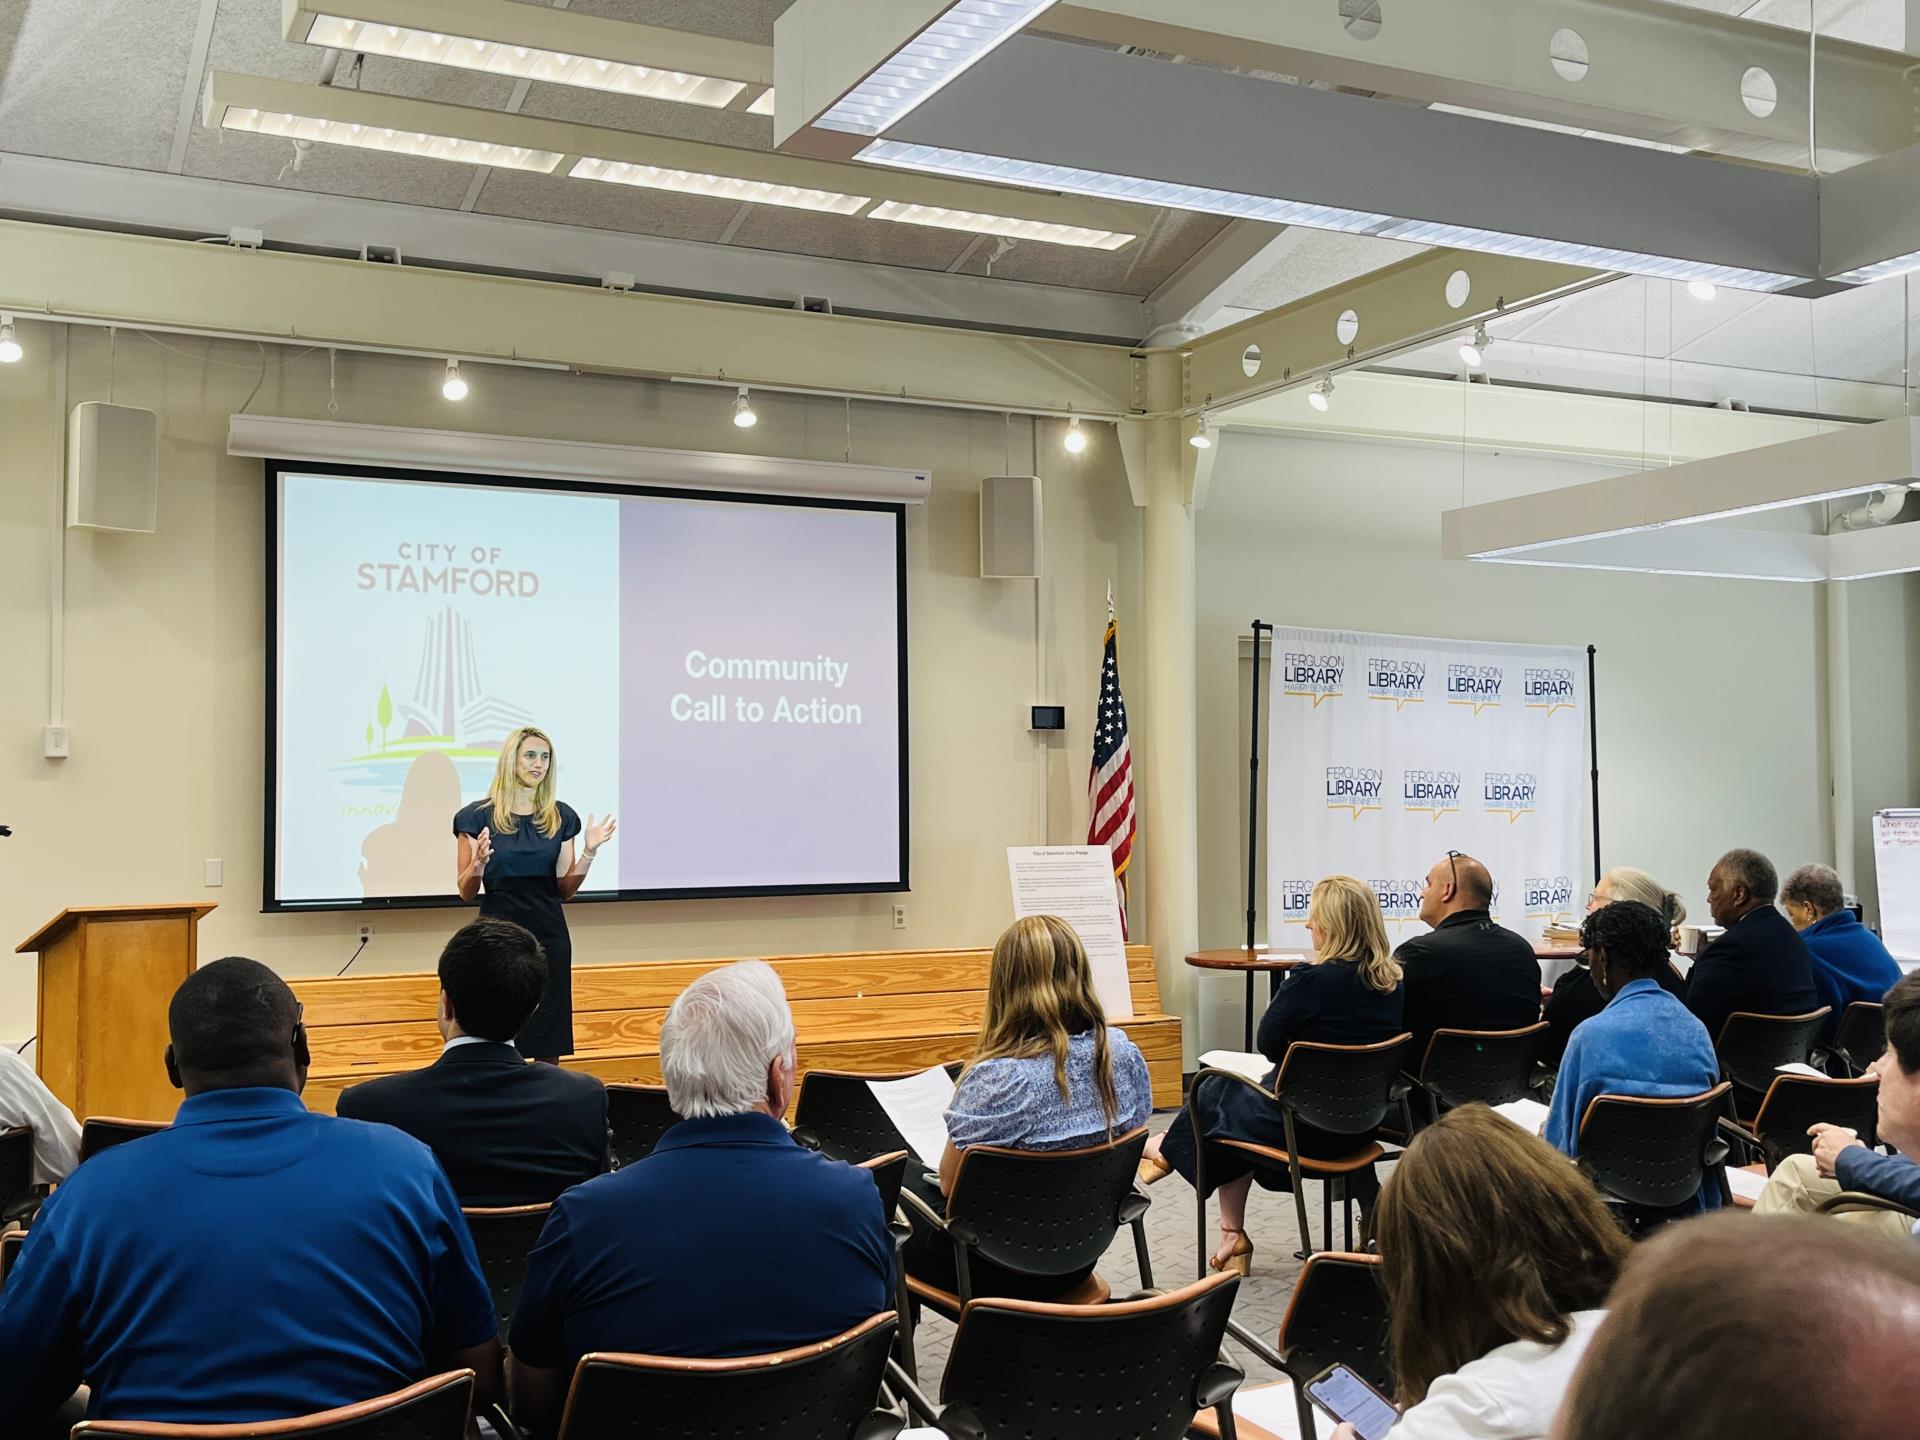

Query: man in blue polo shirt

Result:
[0,957,501,1433]
[506,961,892,1433]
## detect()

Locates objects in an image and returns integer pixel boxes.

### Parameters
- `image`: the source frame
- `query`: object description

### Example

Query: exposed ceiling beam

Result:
[1144,221,1308,340]
[0,153,1148,344]
[1044,0,1910,169]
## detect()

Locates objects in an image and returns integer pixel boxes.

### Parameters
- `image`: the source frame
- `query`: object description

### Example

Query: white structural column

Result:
[1127,415,1202,1063]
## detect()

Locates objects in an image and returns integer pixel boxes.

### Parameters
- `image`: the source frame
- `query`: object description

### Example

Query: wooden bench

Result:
[290,944,1183,1114]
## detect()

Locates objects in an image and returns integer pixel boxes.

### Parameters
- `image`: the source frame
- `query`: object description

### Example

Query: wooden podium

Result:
[16,903,214,1122]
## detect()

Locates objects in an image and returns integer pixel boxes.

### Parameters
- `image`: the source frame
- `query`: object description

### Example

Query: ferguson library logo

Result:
[1524,667,1577,717]
[1483,771,1539,823]
[1446,664,1504,716]
[1525,875,1578,925]
[1283,652,1345,706]
[1279,880,1314,926]
[1365,657,1426,711]
[1370,878,1425,930]
[1325,766,1384,820]
[1401,768,1462,822]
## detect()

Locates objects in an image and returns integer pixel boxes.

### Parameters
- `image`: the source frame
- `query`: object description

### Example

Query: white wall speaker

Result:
[980,474,1043,579]
[67,402,159,533]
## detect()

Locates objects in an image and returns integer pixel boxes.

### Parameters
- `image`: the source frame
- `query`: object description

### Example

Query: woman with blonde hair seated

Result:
[1139,875,1405,1275]
[901,914,1152,1300]
[1327,1104,1630,1440]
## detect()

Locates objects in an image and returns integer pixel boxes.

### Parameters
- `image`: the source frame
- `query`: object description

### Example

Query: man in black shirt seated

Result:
[1394,850,1542,1065]
[338,919,609,1206]
[1686,847,1819,1047]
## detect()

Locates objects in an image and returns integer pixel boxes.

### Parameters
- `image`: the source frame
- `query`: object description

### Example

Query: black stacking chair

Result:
[1414,1023,1551,1113]
[792,1070,915,1162]
[73,1370,474,1439]
[1190,1035,1413,1268]
[857,1150,917,1380]
[1826,1002,1888,1077]
[1222,1250,1391,1440]
[0,1126,35,1226]
[1715,1009,1830,1120]
[899,1128,1152,1319]
[891,1273,1242,1440]
[79,1116,168,1163]
[1,1225,25,1288]
[605,1083,678,1168]
[1575,1083,1733,1232]
[542,1314,902,1440]
[1719,1073,1879,1170]
[463,1203,551,1343]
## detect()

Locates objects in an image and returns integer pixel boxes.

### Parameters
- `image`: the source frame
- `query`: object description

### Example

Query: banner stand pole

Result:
[1587,643,1602,887]
[1245,620,1273,1048]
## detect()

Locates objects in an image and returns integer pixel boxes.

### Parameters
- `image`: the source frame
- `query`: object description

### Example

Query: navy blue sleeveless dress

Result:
[453,799,581,1057]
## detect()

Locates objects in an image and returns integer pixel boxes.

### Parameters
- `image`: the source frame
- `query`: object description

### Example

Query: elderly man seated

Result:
[506,961,893,1434]
[1780,863,1902,1035]
[1755,971,1920,1240]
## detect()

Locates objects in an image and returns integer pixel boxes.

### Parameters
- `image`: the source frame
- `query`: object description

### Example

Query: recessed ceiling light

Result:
[570,156,869,214]
[867,200,1132,250]
[817,1,1060,137]
[219,104,562,172]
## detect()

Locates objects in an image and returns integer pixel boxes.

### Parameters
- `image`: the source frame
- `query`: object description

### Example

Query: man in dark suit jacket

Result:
[1687,848,1820,1047]
[1393,851,1543,1064]
[337,919,608,1206]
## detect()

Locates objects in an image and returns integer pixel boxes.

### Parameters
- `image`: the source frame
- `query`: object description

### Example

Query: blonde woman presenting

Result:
[454,726,616,1061]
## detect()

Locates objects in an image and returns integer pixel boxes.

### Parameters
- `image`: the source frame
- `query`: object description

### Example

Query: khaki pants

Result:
[1753,1152,1915,1241]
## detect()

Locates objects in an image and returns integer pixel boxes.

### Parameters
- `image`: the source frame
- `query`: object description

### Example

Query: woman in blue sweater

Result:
[1782,863,1903,1034]
[1140,876,1405,1274]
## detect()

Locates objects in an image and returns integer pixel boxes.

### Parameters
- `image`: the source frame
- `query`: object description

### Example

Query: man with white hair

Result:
[505,962,893,1431]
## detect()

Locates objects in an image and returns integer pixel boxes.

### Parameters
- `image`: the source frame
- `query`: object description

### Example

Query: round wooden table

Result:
[1185,948,1307,1050]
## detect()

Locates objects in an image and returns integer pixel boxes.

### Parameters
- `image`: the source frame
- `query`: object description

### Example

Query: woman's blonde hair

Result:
[1309,876,1402,994]
[487,726,561,838]
[1371,1105,1630,1405]
[1601,866,1687,928]
[966,915,1120,1129]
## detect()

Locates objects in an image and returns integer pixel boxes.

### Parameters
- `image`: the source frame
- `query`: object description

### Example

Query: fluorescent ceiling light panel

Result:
[305,16,746,106]
[867,199,1130,249]
[570,157,868,214]
[859,140,1803,292]
[219,104,561,173]
[817,0,1059,137]
[1829,249,1920,286]
[747,89,777,116]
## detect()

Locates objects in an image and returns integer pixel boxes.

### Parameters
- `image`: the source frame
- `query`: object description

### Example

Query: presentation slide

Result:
[268,463,906,909]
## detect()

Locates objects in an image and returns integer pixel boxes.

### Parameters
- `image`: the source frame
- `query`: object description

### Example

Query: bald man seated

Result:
[1552,1214,1920,1440]
[1393,851,1543,1063]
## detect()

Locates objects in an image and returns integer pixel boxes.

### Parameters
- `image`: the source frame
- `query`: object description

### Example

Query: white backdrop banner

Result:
[1265,627,1589,949]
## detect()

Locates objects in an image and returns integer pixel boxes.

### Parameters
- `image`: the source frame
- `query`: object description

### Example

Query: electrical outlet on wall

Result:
[892,904,908,930]
[357,923,374,945]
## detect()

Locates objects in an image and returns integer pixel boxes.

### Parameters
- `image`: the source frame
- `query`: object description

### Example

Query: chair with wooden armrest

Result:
[0,1124,35,1226]
[899,1128,1152,1320]
[791,1071,917,1163]
[1414,1022,1552,1114]
[1190,1035,1414,1271]
[1575,1083,1734,1229]
[604,1083,678,1168]
[857,1151,917,1381]
[1211,1250,1390,1440]
[70,1370,474,1439]
[463,1203,552,1344]
[1718,1073,1879,1170]
[540,1313,902,1440]
[1824,1002,1888,1077]
[1816,1190,1920,1223]
[1714,1010,1831,1121]
[888,1273,1243,1440]
[79,1116,169,1163]
[0,1224,25,1289]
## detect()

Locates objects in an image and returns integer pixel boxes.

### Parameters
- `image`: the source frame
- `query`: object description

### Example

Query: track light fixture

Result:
[1459,324,1491,369]
[0,316,20,364]
[732,386,758,429]
[1688,279,1718,301]
[1308,376,1335,412]
[441,358,468,400]
[1189,412,1213,450]
[1064,414,1087,454]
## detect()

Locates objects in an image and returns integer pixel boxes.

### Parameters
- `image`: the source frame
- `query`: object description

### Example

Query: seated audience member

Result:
[1550,1214,1920,1440]
[1331,1105,1629,1440]
[0,1037,81,1192]
[337,918,608,1205]
[1755,970,1920,1240]
[0,958,499,1433]
[507,961,891,1432]
[1543,867,1687,1065]
[1780,862,1902,1033]
[902,915,1152,1300]
[1394,851,1541,1060]
[1544,901,1719,1207]
[1143,877,1404,1274]
[1686,847,1819,1044]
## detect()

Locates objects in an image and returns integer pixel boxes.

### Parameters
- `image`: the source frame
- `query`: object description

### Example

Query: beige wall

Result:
[0,319,1143,1041]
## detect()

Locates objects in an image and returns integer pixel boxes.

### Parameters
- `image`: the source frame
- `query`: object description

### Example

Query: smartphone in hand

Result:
[1304,1363,1399,1440]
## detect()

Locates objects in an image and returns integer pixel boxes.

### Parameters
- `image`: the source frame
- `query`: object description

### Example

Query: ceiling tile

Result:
[947,209,1230,296]
[562,0,792,46]
[1228,231,1428,312]
[182,123,483,208]
[724,206,974,271]
[471,167,738,242]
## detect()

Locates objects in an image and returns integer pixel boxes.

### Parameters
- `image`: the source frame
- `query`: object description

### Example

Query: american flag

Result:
[1087,586,1136,938]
